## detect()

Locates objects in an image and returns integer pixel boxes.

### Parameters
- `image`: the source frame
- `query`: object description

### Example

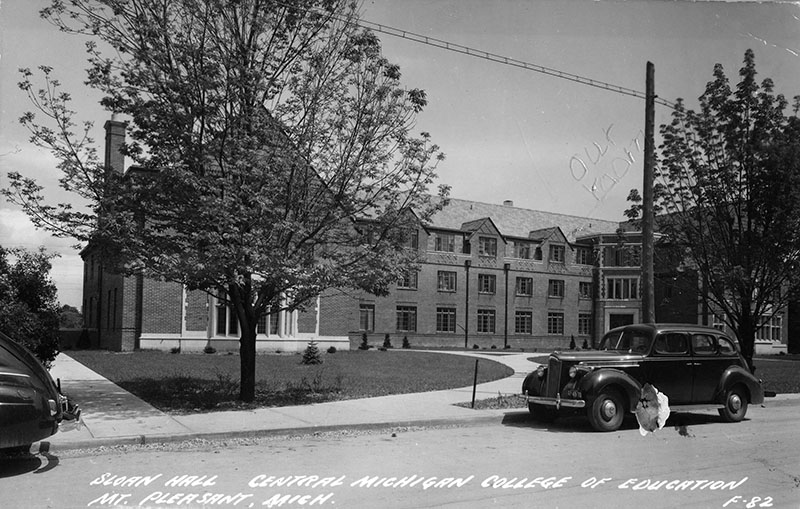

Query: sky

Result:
[1,0,799,309]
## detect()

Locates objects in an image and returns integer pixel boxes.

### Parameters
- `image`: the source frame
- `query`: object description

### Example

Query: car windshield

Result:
[598,330,652,353]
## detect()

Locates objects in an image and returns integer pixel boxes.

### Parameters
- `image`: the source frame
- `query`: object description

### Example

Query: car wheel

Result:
[528,402,558,422]
[588,389,625,432]
[718,385,748,422]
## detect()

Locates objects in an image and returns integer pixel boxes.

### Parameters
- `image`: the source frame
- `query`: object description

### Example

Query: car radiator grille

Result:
[545,357,563,398]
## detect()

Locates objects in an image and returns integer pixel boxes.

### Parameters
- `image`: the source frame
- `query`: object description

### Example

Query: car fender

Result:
[578,369,642,412]
[717,365,765,405]
[521,371,545,396]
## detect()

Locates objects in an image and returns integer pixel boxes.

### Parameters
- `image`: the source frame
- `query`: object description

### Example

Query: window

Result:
[579,281,592,299]
[396,306,417,332]
[576,246,592,265]
[257,307,281,335]
[515,311,532,334]
[434,233,456,252]
[408,230,419,249]
[578,313,591,335]
[516,277,533,296]
[534,247,543,260]
[757,314,783,341]
[549,244,565,262]
[359,304,375,331]
[712,314,726,331]
[606,278,638,299]
[718,336,737,355]
[512,241,531,259]
[397,270,418,289]
[478,274,496,294]
[692,334,717,355]
[478,236,497,256]
[477,309,496,333]
[604,246,641,267]
[436,307,457,333]
[547,312,564,334]
[437,271,457,292]
[654,333,688,354]
[215,296,238,336]
[548,279,565,298]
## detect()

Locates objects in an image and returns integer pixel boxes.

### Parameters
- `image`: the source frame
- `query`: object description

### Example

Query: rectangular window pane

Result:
[477,309,496,333]
[516,277,533,296]
[549,245,565,262]
[435,233,456,252]
[547,312,564,335]
[396,306,417,332]
[360,304,375,331]
[397,271,418,289]
[478,274,496,294]
[548,279,564,297]
[513,241,531,259]
[515,311,532,334]
[579,281,592,299]
[479,237,497,256]
[437,271,457,292]
[578,313,591,335]
[436,307,456,333]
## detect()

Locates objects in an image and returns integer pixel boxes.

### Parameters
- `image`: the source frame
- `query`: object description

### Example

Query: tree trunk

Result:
[239,324,257,402]
[737,313,756,374]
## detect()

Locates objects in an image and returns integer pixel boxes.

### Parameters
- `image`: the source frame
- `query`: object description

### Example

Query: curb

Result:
[34,412,510,454]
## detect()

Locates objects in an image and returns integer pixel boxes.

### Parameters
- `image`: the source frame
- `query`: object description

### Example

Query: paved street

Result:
[2,398,798,509]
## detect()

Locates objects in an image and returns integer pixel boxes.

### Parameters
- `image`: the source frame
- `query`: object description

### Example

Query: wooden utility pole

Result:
[642,61,656,323]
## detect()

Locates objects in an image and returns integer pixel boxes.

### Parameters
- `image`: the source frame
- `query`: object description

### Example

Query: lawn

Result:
[65,349,514,413]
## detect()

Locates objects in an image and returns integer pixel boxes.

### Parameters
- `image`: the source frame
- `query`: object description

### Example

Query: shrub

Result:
[490,345,497,349]
[582,339,589,350]
[327,346,337,354]
[170,346,181,354]
[301,341,323,365]
[358,332,370,350]
[472,344,480,349]
[378,346,387,352]
[402,336,410,349]
[569,335,576,350]
[383,333,392,349]
[203,345,217,354]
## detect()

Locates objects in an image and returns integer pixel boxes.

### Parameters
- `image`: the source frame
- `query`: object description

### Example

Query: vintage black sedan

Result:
[0,331,78,454]
[522,323,764,432]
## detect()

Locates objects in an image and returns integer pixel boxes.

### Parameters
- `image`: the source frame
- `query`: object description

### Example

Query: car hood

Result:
[549,350,645,365]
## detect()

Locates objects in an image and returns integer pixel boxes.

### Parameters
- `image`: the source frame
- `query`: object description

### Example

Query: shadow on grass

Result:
[118,371,344,413]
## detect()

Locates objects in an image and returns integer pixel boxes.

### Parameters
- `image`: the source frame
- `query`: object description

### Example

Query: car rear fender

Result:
[521,371,545,396]
[717,365,765,405]
[578,369,642,413]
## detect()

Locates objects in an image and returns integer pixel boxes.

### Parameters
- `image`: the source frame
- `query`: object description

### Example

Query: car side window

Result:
[717,336,737,355]
[691,334,717,355]
[654,333,688,355]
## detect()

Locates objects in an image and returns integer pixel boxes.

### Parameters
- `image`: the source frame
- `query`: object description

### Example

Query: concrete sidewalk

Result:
[41,350,536,452]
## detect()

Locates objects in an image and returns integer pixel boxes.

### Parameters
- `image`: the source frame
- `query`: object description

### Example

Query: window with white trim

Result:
[477,309,496,333]
[516,277,533,296]
[434,233,456,252]
[437,271,457,292]
[515,311,532,334]
[396,306,417,332]
[478,274,496,294]
[548,279,565,298]
[606,277,639,300]
[547,312,564,334]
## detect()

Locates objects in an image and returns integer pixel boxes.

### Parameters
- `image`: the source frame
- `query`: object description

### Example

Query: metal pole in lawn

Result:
[471,359,479,408]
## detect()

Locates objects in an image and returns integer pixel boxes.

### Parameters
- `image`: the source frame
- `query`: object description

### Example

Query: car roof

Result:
[606,323,728,335]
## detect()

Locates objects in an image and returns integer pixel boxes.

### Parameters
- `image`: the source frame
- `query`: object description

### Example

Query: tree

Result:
[4,0,447,401]
[58,304,84,329]
[626,50,800,370]
[0,247,61,368]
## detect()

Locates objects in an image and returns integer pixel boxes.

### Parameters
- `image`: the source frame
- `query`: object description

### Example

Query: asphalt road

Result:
[1,399,798,509]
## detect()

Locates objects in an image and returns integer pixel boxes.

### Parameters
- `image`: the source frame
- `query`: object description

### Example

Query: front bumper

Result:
[528,394,586,409]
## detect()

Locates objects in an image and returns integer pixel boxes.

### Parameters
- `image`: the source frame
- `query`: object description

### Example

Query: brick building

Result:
[81,120,788,353]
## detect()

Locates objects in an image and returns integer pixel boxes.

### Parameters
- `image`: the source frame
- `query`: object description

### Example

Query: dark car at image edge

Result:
[522,323,765,432]
[0,331,79,454]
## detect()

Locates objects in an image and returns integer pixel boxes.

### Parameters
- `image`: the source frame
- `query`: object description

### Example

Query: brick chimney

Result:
[104,117,126,174]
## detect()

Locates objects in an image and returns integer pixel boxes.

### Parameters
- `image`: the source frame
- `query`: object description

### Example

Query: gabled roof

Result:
[426,198,622,242]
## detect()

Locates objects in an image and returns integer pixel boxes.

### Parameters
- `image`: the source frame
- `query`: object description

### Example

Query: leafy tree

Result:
[0,247,61,368]
[626,50,800,370]
[58,304,84,329]
[4,0,447,401]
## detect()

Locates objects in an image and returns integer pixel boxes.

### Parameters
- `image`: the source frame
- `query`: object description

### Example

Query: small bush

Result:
[383,333,393,349]
[301,341,323,365]
[569,335,576,350]
[582,339,589,350]
[402,336,410,349]
[170,346,181,354]
[378,346,387,352]
[358,332,370,351]
[490,345,497,349]
[472,344,480,350]
[327,346,337,354]
[203,345,217,354]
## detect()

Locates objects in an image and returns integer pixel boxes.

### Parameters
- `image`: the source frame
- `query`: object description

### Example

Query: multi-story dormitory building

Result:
[81,119,789,353]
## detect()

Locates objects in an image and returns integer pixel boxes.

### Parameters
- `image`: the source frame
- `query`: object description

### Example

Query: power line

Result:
[355,18,676,109]
[283,2,678,109]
